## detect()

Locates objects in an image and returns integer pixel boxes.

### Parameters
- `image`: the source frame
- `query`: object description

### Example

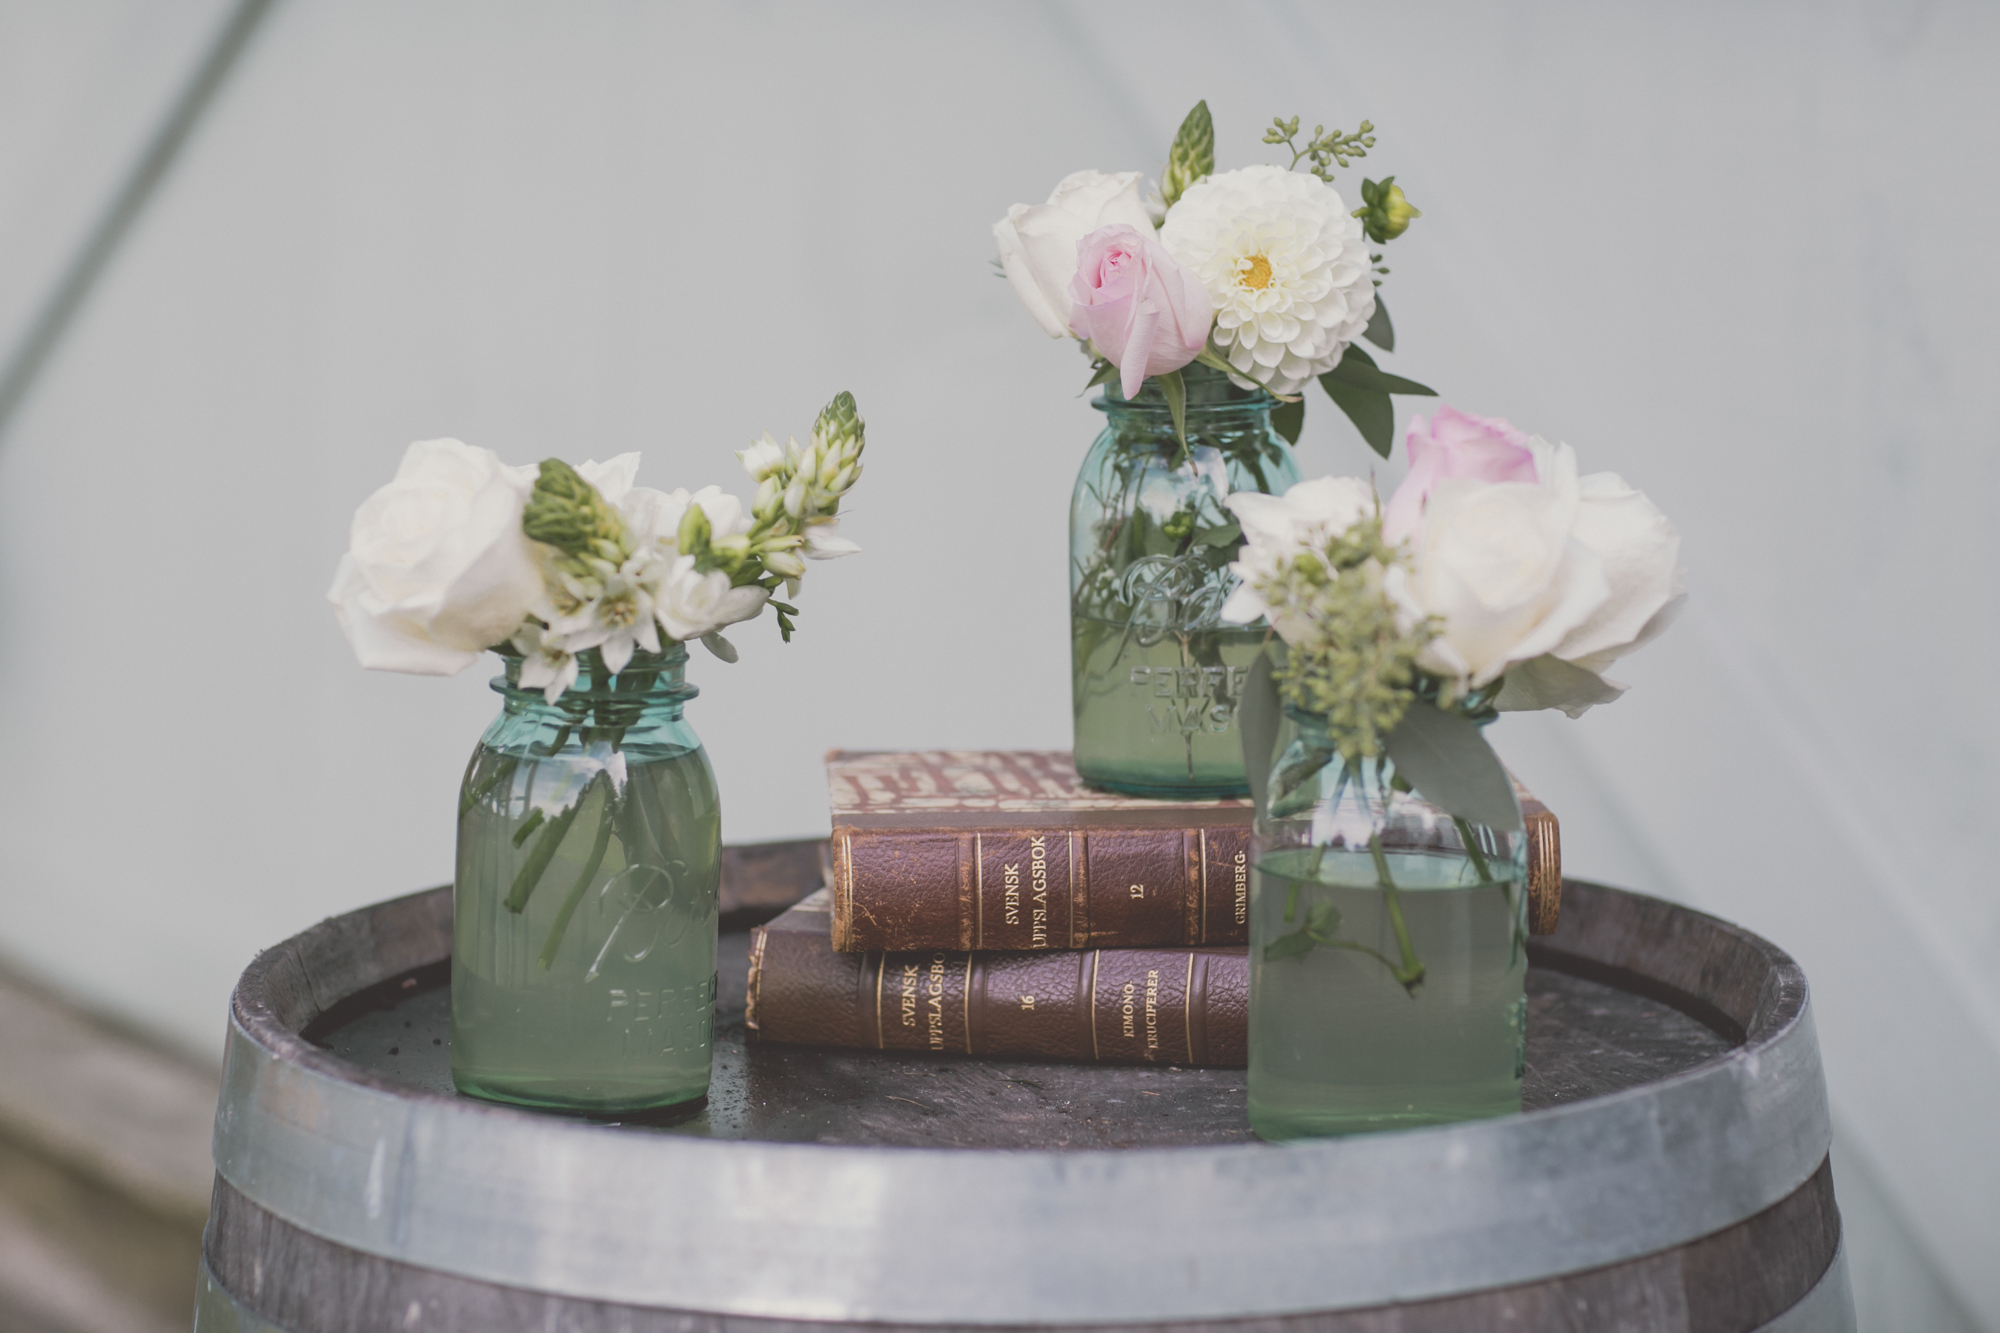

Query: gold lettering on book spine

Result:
[1121,980,1137,1039]
[899,962,919,1029]
[1028,835,1049,947]
[1234,848,1249,927]
[926,953,947,1051]
[1144,968,1160,1059]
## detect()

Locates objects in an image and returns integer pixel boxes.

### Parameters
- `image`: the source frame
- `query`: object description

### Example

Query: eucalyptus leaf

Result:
[1321,378,1395,458]
[700,632,739,664]
[1268,741,1338,819]
[1158,367,1188,456]
[1263,928,1316,963]
[1238,648,1283,814]
[1319,344,1436,397]
[1193,521,1242,548]
[1383,702,1522,831]
[1271,395,1305,444]
[1362,296,1396,352]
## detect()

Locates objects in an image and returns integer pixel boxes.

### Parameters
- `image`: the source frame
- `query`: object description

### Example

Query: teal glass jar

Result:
[1070,364,1300,797]
[1248,709,1528,1139]
[450,643,721,1114]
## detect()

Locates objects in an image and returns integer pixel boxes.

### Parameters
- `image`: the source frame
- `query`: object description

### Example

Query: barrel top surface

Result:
[306,930,1732,1147]
[209,843,1833,1324]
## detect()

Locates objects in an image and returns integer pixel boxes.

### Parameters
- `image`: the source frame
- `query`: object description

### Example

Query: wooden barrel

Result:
[195,842,1852,1332]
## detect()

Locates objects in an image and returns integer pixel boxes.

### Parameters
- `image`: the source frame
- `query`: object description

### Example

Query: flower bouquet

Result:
[328,393,867,1113]
[1224,409,1683,1139]
[994,101,1439,797]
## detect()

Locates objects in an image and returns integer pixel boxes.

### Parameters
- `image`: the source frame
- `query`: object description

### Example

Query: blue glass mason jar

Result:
[1070,364,1301,797]
[1248,708,1528,1140]
[450,643,721,1113]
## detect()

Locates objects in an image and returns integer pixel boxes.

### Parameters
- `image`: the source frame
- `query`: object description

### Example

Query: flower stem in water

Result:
[1370,833,1427,996]
[538,775,615,969]
[505,797,584,913]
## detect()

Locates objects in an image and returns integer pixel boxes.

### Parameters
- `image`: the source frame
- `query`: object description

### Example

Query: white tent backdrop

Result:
[0,3,1991,1327]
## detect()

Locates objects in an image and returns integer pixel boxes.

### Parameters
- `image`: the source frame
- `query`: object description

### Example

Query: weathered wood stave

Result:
[197,841,1853,1332]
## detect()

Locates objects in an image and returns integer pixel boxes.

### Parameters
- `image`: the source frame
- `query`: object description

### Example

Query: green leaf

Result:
[1322,378,1395,458]
[1305,901,1341,935]
[1161,100,1214,209]
[1192,521,1242,548]
[1194,345,1239,378]
[1383,702,1523,831]
[700,631,739,664]
[1271,395,1305,444]
[1158,367,1188,457]
[1238,648,1283,814]
[1084,359,1119,392]
[1320,344,1436,397]
[1263,927,1317,963]
[1363,296,1396,352]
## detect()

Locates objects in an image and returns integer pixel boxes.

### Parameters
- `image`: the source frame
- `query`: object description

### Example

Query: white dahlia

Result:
[1159,165,1376,396]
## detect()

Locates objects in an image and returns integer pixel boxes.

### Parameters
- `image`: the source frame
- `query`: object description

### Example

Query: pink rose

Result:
[1066,224,1213,400]
[1381,406,1539,544]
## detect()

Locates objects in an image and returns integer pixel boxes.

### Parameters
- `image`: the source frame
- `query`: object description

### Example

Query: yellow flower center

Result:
[1238,253,1274,290]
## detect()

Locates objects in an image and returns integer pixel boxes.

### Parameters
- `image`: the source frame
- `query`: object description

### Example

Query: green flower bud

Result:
[677,502,711,556]
[1353,176,1421,245]
[523,458,632,564]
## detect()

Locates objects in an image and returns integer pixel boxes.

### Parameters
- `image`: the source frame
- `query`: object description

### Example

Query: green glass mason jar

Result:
[450,643,721,1114]
[1070,364,1300,797]
[1248,708,1528,1139]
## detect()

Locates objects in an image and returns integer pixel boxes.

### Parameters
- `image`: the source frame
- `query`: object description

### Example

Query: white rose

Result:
[1220,476,1378,634]
[328,438,543,675]
[1406,439,1684,715]
[993,170,1155,338]
[1407,442,1608,690]
[655,554,771,642]
[1493,465,1686,715]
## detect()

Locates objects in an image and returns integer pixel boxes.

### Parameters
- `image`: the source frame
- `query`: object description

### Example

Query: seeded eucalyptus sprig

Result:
[1264,115,1376,183]
[1256,514,1437,766]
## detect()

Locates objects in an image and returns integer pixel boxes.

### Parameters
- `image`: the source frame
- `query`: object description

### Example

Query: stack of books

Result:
[746,750,1557,1069]
[746,750,1255,1067]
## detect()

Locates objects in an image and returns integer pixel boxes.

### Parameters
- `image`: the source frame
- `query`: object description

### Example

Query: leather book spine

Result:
[748,916,1248,1068]
[830,824,1253,953]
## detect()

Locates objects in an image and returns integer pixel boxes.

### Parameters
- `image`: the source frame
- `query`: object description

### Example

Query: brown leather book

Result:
[826,750,1563,952]
[747,889,1249,1068]
[827,750,1255,953]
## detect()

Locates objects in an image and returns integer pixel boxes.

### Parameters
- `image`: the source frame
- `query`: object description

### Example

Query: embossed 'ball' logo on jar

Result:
[584,860,689,981]
[1118,551,1236,643]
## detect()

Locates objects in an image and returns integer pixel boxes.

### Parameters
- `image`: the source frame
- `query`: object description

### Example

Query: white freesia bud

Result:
[804,520,861,560]
[738,434,786,482]
[328,438,544,675]
[655,554,770,642]
[754,476,781,517]
[783,478,807,519]
[763,549,807,579]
